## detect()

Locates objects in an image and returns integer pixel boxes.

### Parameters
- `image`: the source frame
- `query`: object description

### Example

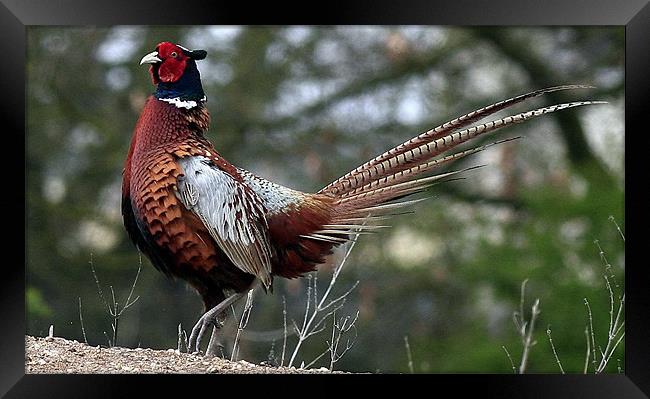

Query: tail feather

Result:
[329,100,604,205]
[301,87,605,245]
[341,136,520,200]
[322,224,390,230]
[336,165,483,210]
[319,85,597,198]
[337,197,432,218]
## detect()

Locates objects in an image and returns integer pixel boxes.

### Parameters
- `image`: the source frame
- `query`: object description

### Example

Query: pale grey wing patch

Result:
[176,156,273,288]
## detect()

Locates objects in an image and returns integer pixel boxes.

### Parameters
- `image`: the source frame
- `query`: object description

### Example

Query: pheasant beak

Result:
[140,51,162,65]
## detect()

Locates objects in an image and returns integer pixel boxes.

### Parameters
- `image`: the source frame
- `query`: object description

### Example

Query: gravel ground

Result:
[25,335,342,374]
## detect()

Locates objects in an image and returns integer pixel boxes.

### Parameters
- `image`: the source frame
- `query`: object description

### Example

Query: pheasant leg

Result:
[188,291,246,354]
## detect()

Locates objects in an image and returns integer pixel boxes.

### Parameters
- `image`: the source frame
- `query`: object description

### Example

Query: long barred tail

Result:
[309,85,605,240]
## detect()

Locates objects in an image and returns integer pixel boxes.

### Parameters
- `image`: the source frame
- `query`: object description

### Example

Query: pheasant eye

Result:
[171,51,178,58]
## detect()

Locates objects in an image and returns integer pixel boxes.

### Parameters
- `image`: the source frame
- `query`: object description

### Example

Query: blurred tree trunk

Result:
[471,27,616,187]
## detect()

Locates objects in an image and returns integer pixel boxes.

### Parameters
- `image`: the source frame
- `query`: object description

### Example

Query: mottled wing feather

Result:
[176,156,274,288]
[238,168,342,278]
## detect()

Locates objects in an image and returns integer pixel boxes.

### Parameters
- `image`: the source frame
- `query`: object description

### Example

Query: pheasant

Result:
[122,41,604,355]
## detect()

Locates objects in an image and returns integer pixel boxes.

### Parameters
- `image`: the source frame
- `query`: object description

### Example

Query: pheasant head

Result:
[140,42,208,108]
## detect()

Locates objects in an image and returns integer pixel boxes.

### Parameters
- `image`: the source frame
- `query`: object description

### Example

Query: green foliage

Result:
[26,286,53,321]
[26,26,624,372]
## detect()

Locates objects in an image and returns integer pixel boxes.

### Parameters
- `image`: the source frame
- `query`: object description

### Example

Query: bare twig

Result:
[78,297,88,345]
[564,222,625,374]
[177,323,189,353]
[519,280,527,328]
[177,323,183,352]
[584,298,597,370]
[546,325,565,374]
[583,326,591,374]
[304,350,329,370]
[404,336,415,373]
[89,253,142,347]
[123,254,143,310]
[502,346,516,374]
[327,310,359,371]
[519,298,540,374]
[267,341,276,365]
[598,329,625,373]
[592,242,625,373]
[109,286,118,345]
[513,279,529,338]
[608,216,625,242]
[604,275,615,334]
[281,296,287,366]
[510,218,625,374]
[305,309,360,370]
[288,229,362,368]
[591,234,625,374]
[90,253,110,313]
[508,279,540,374]
[595,239,618,289]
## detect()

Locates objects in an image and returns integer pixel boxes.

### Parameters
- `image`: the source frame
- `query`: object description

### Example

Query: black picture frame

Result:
[5,0,649,397]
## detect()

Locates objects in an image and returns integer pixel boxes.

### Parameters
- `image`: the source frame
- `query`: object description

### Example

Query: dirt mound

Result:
[25,335,341,374]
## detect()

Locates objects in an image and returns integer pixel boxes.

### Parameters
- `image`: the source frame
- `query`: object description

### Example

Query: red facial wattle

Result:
[149,64,161,85]
[148,42,191,84]
[157,57,188,83]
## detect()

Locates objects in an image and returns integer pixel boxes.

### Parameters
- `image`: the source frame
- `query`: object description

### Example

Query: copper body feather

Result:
[122,97,339,308]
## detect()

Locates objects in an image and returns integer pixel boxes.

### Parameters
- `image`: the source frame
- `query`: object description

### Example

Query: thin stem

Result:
[598,332,625,373]
[299,275,313,337]
[519,298,540,374]
[546,325,565,374]
[88,254,142,348]
[288,230,361,368]
[89,253,110,314]
[584,298,597,370]
[596,293,625,373]
[103,331,112,347]
[327,311,359,371]
[404,336,414,373]
[583,326,591,374]
[317,235,361,311]
[304,347,330,369]
[281,296,287,367]
[177,323,189,353]
[518,279,528,332]
[604,276,615,338]
[122,258,142,310]
[110,286,118,346]
[78,297,88,345]
[502,346,516,374]
[608,216,625,242]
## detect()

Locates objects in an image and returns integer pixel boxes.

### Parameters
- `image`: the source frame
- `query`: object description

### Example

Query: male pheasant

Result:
[122,41,604,354]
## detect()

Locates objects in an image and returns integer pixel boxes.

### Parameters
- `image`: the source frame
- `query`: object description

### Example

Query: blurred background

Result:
[26,26,624,373]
